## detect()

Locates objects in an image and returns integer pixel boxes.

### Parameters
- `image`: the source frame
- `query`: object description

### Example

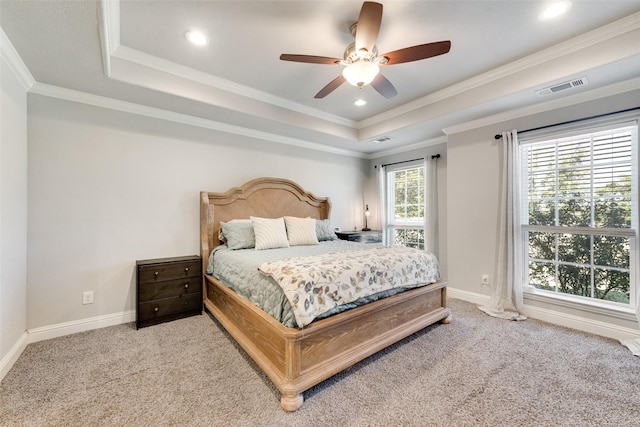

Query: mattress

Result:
[207,240,440,327]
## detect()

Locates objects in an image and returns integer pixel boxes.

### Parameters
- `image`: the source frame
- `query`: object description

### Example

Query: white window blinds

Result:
[524,124,636,231]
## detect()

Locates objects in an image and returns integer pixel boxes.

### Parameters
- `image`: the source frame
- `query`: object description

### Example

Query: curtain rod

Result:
[493,106,640,140]
[377,155,440,168]
[381,157,423,167]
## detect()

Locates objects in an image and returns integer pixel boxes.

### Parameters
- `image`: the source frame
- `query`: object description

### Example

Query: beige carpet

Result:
[1,299,639,426]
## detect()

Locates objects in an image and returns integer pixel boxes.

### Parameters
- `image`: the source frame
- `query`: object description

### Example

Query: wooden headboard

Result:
[200,177,332,270]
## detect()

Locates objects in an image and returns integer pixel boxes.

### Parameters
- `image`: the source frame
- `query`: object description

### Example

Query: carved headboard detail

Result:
[200,177,332,270]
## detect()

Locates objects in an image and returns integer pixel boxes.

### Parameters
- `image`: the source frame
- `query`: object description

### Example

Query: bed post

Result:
[440,287,451,324]
[200,191,211,293]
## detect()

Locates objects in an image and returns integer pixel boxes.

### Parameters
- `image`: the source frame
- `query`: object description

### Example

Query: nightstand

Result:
[136,255,202,329]
[335,230,382,244]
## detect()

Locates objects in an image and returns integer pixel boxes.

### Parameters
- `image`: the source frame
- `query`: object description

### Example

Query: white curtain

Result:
[424,157,438,255]
[479,130,527,321]
[621,258,640,355]
[376,165,388,246]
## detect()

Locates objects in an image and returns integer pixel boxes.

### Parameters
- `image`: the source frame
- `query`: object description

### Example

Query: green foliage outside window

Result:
[394,228,425,249]
[390,166,425,250]
[525,127,634,304]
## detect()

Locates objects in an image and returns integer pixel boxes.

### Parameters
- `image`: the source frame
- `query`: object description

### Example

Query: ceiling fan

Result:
[279,1,451,99]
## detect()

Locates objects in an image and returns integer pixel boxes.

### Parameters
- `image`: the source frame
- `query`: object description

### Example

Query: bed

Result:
[200,177,451,411]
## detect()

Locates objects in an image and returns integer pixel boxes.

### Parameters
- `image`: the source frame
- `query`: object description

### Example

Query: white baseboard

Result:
[447,287,640,341]
[0,332,29,382]
[521,304,640,341]
[447,288,490,306]
[4,292,639,382]
[27,310,136,343]
[1,309,135,382]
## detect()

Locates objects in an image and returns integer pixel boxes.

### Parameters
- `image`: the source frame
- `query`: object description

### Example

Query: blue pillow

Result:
[220,220,255,250]
[315,219,338,241]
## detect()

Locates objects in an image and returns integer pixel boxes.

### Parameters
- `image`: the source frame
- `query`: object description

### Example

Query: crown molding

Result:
[99,0,354,129]
[97,0,120,78]
[99,0,120,51]
[29,82,366,159]
[366,135,447,160]
[359,11,640,129]
[0,26,35,91]
[102,1,640,133]
[6,2,366,161]
[442,76,640,136]
[112,45,355,129]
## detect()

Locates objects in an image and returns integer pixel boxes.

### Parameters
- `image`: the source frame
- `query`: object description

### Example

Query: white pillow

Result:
[251,216,290,250]
[285,216,319,246]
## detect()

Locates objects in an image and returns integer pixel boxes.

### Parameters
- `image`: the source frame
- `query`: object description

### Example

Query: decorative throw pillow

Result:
[220,219,255,250]
[315,219,338,241]
[251,216,290,250]
[285,216,319,246]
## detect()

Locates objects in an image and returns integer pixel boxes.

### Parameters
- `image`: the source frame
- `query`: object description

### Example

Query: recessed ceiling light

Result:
[538,1,572,21]
[185,30,209,46]
[354,99,367,106]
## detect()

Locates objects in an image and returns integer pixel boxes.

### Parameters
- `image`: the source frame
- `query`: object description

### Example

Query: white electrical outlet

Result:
[82,291,94,305]
[481,274,489,285]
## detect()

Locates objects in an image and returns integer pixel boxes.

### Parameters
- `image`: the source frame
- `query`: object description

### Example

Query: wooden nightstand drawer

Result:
[136,255,202,329]
[138,277,201,303]
[137,260,200,283]
[138,293,202,321]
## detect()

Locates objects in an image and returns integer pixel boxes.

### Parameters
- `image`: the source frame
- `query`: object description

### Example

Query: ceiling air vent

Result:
[372,137,392,144]
[537,77,589,96]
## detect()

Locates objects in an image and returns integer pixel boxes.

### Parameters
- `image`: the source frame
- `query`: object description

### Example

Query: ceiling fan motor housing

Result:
[342,42,379,64]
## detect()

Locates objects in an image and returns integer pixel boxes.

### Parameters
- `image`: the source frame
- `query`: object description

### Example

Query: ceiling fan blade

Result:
[355,2,383,54]
[280,54,341,65]
[381,41,451,65]
[371,73,397,99]
[315,75,346,99]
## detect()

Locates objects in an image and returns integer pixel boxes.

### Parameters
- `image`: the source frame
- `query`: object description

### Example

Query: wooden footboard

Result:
[204,274,450,411]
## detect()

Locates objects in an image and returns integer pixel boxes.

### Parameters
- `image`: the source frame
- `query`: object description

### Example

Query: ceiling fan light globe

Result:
[185,30,209,46]
[342,62,380,87]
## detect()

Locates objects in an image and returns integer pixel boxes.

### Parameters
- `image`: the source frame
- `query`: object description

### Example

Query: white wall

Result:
[447,89,640,337]
[27,94,367,330]
[0,56,28,375]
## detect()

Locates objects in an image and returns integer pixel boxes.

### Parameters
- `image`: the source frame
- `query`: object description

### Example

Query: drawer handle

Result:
[154,272,159,278]
[153,307,159,312]
[184,283,189,289]
[184,267,189,273]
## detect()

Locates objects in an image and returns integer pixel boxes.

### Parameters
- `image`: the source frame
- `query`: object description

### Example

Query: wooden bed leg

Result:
[281,393,304,412]
[441,315,452,324]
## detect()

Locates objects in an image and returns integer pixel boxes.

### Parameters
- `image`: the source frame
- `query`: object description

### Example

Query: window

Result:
[386,165,425,249]
[521,121,638,309]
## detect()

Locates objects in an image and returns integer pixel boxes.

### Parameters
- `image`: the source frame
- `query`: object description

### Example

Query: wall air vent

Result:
[536,77,589,96]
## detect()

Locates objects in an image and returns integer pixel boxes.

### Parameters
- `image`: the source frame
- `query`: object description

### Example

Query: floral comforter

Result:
[258,246,440,327]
